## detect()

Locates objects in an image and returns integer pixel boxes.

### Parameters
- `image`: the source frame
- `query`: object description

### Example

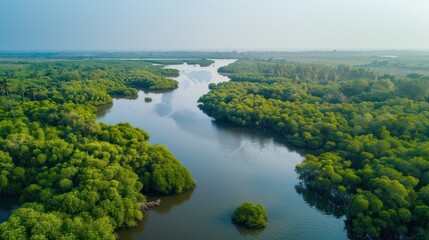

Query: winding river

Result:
[96,60,348,239]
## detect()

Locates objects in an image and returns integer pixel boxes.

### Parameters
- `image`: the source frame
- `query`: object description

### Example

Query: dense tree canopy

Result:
[231,202,268,229]
[199,60,429,239]
[0,60,194,239]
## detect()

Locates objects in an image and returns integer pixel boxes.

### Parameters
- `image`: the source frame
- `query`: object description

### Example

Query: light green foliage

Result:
[199,59,429,239]
[146,145,194,194]
[231,202,268,229]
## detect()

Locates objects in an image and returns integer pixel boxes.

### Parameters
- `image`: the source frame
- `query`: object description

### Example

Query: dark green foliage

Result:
[0,60,194,239]
[231,202,268,229]
[199,59,429,239]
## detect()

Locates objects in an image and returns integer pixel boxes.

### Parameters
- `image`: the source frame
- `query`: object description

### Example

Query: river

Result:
[96,59,348,240]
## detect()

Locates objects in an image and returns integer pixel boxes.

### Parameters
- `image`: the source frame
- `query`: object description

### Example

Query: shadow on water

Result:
[118,189,194,240]
[111,95,139,100]
[96,103,113,118]
[145,188,194,215]
[295,184,345,218]
[0,196,19,222]
[168,108,310,158]
[117,212,150,239]
[130,88,177,94]
[117,189,194,240]
[216,207,265,237]
[234,224,265,237]
[210,120,310,157]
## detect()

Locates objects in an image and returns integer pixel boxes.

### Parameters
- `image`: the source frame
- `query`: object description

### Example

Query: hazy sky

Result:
[1,0,428,51]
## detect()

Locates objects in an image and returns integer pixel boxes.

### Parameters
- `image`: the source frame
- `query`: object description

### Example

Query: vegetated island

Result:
[232,202,268,229]
[0,59,195,239]
[198,59,429,239]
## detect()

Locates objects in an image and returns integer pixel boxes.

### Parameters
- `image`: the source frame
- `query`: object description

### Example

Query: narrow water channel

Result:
[97,59,347,240]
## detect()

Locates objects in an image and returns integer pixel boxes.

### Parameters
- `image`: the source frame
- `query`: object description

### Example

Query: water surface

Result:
[0,197,19,223]
[97,60,347,240]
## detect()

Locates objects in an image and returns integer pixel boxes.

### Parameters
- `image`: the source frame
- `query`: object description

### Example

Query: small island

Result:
[231,202,268,229]
[144,96,153,102]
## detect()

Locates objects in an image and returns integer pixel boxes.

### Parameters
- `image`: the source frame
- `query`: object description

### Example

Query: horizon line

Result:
[1,48,429,53]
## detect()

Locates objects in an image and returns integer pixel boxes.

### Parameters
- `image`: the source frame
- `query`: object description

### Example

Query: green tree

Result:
[18,84,27,102]
[231,202,268,229]
[1,80,15,119]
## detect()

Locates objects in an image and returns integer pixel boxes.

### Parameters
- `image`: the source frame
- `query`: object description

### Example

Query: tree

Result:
[231,202,268,229]
[1,80,15,119]
[31,87,39,101]
[18,84,27,102]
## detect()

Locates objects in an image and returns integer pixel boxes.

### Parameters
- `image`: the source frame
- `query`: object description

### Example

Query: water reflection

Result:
[122,95,138,100]
[211,120,309,157]
[154,103,172,117]
[147,188,194,215]
[217,207,265,237]
[118,189,194,240]
[118,213,150,240]
[186,70,212,84]
[295,184,345,218]
[96,103,113,118]
[161,91,173,104]
[234,224,265,237]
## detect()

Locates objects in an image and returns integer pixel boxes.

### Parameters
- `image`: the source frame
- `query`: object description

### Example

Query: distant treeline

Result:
[3,50,429,75]
[144,59,214,67]
[361,60,429,72]
[1,50,428,60]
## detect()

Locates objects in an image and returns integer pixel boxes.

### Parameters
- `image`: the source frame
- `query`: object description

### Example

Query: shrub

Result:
[231,202,268,229]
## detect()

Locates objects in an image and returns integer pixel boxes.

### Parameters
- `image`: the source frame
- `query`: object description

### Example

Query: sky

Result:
[0,0,429,51]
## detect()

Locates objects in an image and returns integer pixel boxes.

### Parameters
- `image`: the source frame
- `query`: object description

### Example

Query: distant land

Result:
[1,50,429,76]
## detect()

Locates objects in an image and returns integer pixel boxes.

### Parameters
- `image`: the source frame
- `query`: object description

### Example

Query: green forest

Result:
[0,60,195,239]
[198,59,429,239]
